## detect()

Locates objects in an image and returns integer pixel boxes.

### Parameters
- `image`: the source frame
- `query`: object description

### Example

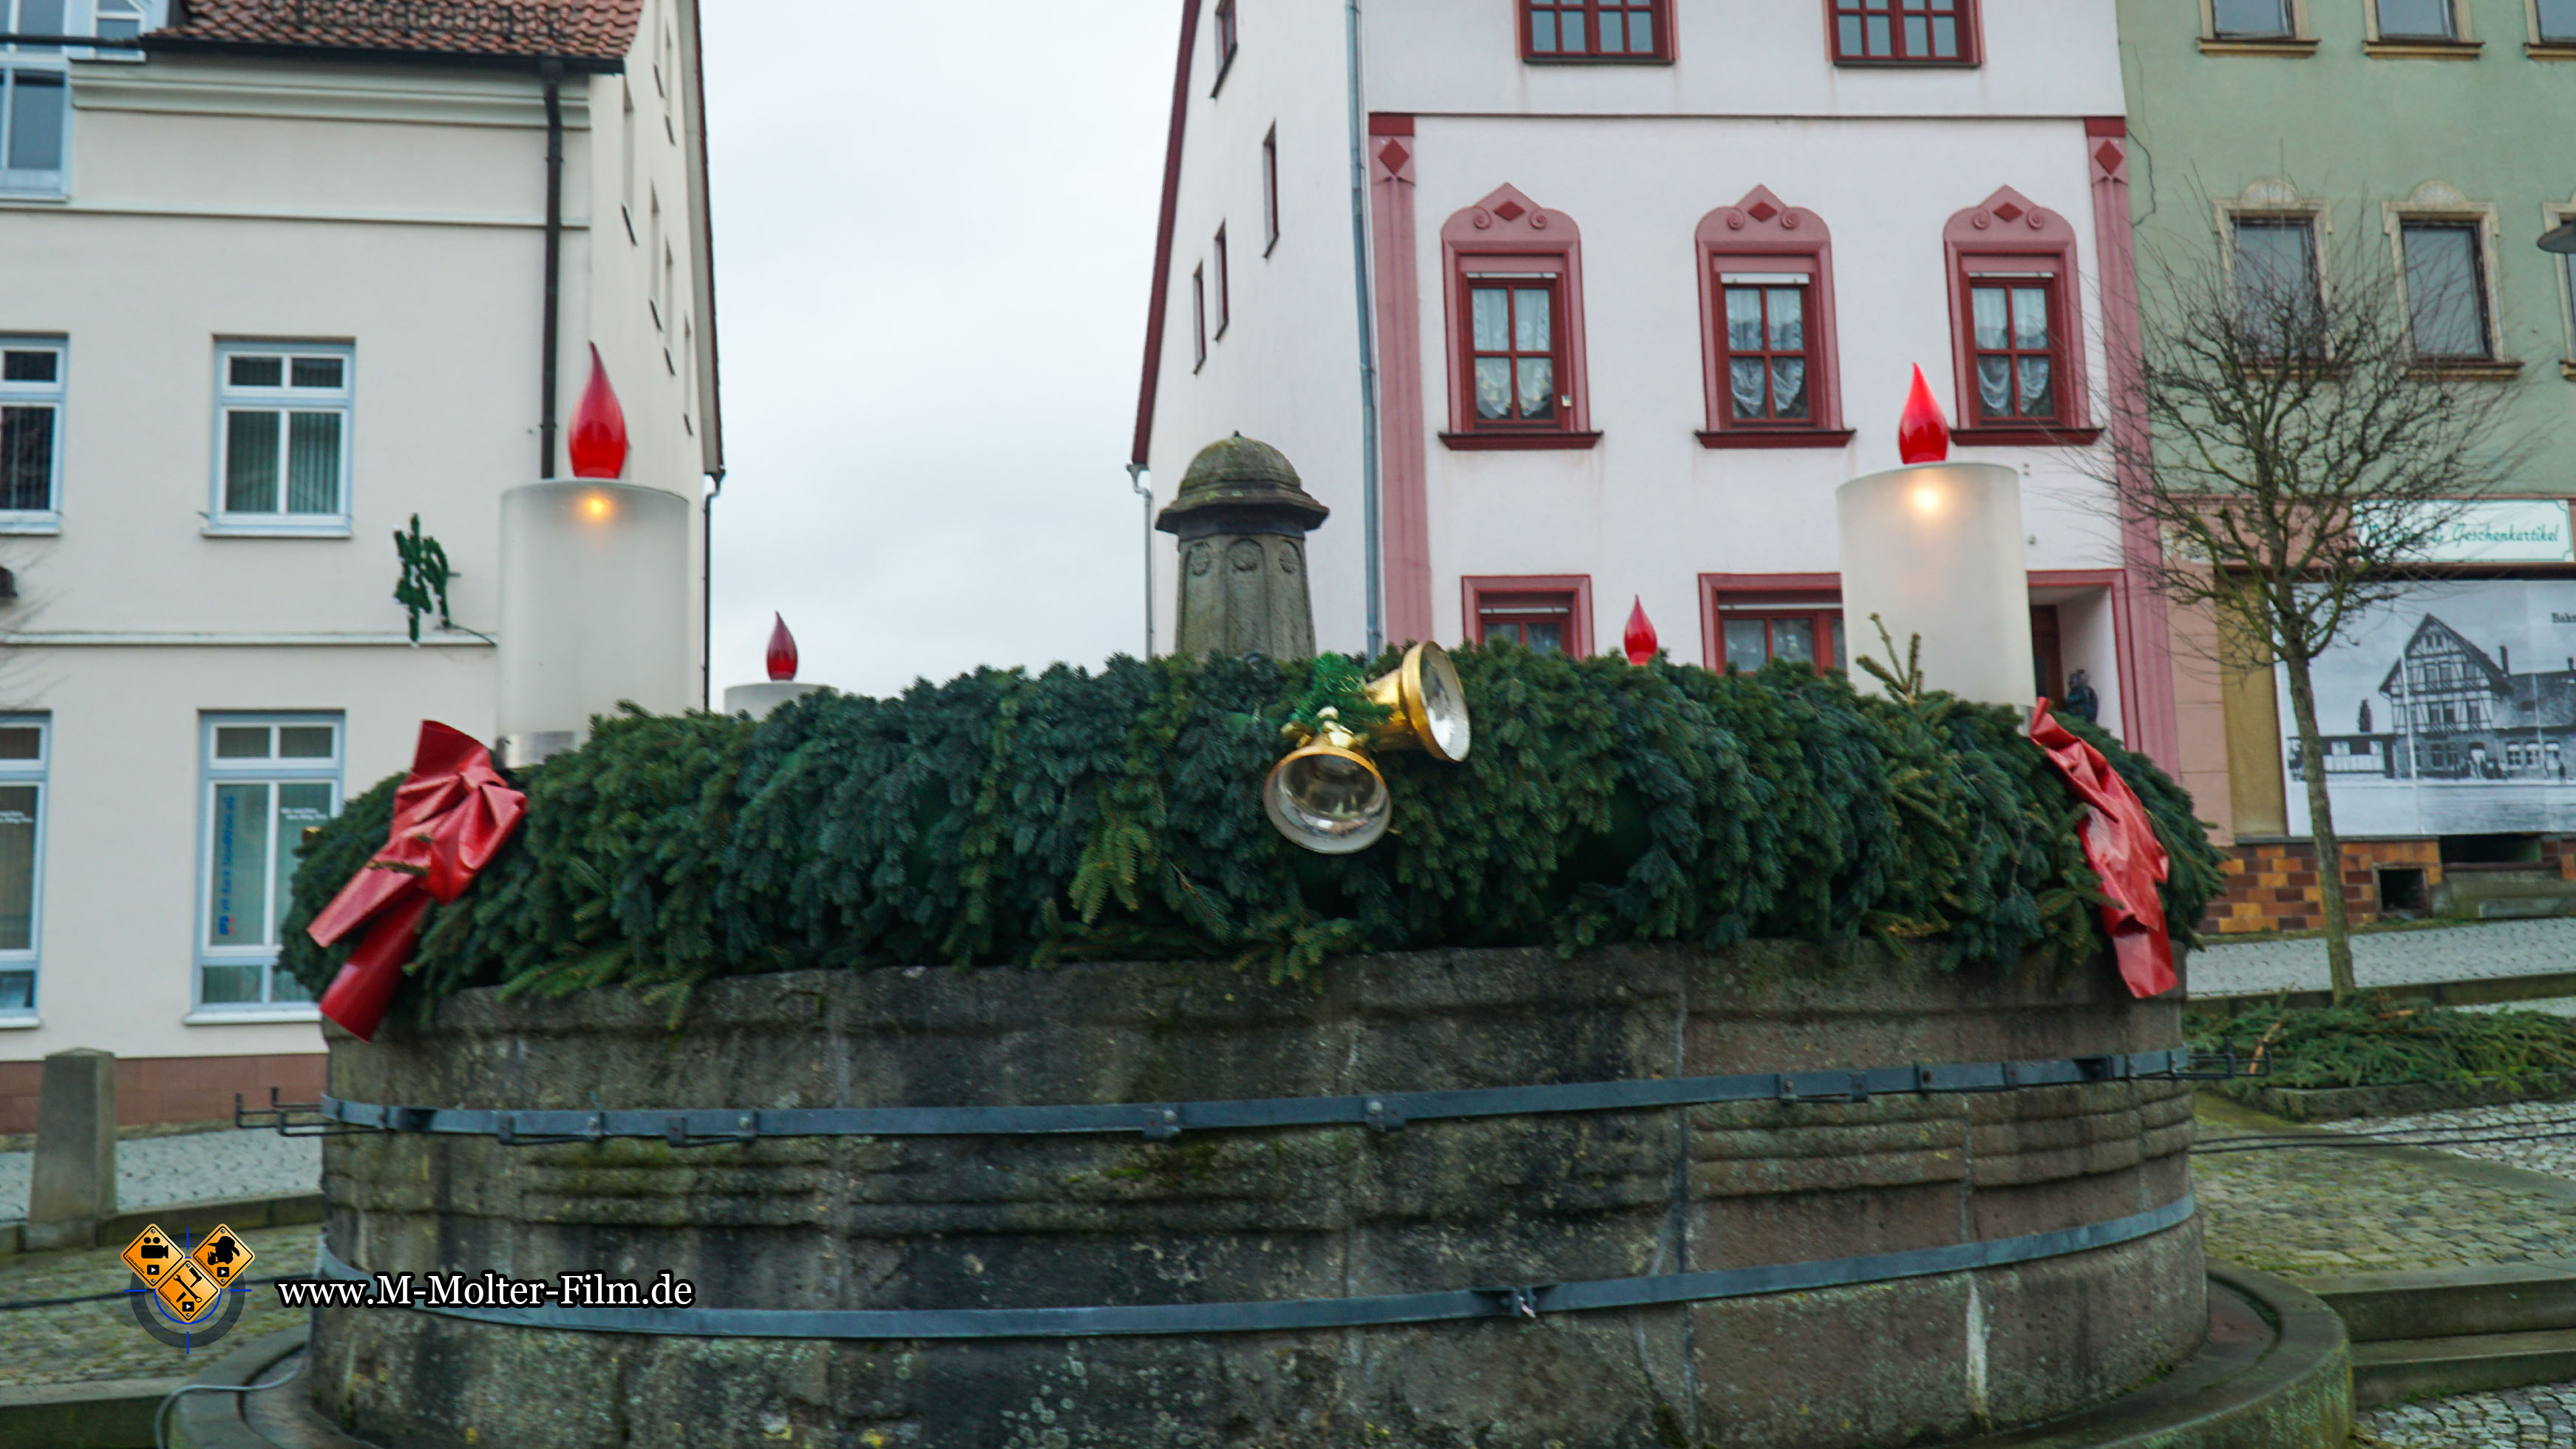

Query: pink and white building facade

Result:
[1133,0,2178,765]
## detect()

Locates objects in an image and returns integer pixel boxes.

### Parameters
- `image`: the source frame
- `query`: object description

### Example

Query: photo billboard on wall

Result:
[2282,579,2576,837]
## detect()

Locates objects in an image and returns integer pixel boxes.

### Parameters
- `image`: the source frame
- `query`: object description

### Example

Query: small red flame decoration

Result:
[1623,597,1658,666]
[1897,365,1951,465]
[567,344,630,480]
[766,613,798,682]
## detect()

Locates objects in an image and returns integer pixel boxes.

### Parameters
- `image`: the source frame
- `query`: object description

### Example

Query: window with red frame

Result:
[1214,225,1231,337]
[1830,0,1975,64]
[1526,1,1669,59]
[1962,269,2064,422]
[1214,0,1238,70]
[1462,274,1564,430]
[1191,264,1207,370]
[1719,608,1843,673]
[1717,274,1818,427]
[1475,592,1577,653]
[1261,127,1279,251]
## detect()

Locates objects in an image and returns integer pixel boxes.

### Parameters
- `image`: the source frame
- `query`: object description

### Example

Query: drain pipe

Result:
[1343,0,1383,658]
[537,58,565,478]
[1127,462,1154,657]
[702,466,724,707]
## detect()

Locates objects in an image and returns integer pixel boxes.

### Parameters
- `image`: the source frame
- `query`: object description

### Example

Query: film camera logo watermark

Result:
[121,1223,255,1349]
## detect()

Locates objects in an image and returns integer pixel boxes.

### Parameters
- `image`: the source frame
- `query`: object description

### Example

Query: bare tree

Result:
[2108,202,2531,1000]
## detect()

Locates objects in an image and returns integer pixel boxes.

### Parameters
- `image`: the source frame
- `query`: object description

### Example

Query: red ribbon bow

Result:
[308,722,526,1040]
[2028,702,2177,1000]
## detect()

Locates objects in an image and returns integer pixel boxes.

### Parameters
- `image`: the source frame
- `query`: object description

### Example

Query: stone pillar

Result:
[26,1048,115,1251]
[1155,435,1329,660]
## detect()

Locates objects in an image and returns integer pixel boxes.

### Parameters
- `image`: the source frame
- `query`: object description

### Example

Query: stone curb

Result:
[2217,1076,2576,1124]
[0,1373,187,1449]
[165,1326,307,1449]
[1948,1264,2351,1448]
[2192,1091,2576,1204]
[2305,1260,2576,1343]
[2186,968,2576,1018]
[0,1193,324,1259]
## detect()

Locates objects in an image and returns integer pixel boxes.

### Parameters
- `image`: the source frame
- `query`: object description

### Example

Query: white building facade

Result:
[1135,0,2176,760]
[0,0,719,1128]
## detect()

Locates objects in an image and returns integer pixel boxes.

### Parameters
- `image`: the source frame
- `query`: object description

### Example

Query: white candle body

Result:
[1835,461,2034,707]
[497,480,693,767]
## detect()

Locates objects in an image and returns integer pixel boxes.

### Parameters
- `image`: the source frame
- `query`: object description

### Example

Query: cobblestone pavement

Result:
[2359,1381,2576,1448]
[2338,1099,2576,1181]
[0,1123,319,1222]
[2192,917,2576,997]
[0,1222,318,1388]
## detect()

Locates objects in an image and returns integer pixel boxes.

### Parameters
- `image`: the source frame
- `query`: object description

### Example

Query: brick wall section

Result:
[0,1053,325,1135]
[2202,837,2576,934]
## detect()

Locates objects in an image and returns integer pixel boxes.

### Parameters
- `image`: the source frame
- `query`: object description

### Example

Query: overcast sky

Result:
[698,4,1175,700]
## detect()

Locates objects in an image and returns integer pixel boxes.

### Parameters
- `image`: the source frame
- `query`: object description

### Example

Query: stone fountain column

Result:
[1155,434,1329,660]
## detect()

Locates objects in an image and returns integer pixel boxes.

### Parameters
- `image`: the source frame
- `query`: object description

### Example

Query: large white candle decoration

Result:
[496,348,693,767]
[1834,368,2034,706]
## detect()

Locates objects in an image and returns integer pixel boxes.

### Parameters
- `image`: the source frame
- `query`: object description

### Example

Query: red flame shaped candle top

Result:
[765,613,798,682]
[1897,364,1951,466]
[567,343,630,480]
[1623,597,1658,666]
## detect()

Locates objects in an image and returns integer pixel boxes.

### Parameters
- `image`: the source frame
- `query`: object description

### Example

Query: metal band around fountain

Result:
[310,1193,2194,1340]
[307,1046,2209,1147]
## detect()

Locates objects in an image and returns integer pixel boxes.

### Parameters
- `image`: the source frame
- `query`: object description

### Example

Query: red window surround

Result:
[1441,184,1597,450]
[1465,575,1594,655]
[1698,575,1845,673]
[1696,187,1852,449]
[1211,0,1238,94]
[1523,1,1674,61]
[1828,0,1979,65]
[1261,126,1279,254]
[1214,225,1231,338]
[1943,187,2099,447]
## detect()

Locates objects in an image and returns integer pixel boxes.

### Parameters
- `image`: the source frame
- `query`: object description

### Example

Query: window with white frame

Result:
[214,343,353,529]
[1,1,69,194]
[0,337,64,520]
[2399,220,2496,361]
[2231,215,2324,356]
[199,715,339,1008]
[0,717,46,1015]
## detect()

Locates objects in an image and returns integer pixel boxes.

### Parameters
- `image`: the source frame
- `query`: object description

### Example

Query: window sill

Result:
[2198,35,2318,55]
[1440,430,1603,452]
[0,514,61,536]
[0,1015,35,1031]
[183,1006,322,1025]
[1951,424,2103,448]
[2560,359,2576,380]
[1521,54,1676,66]
[2413,359,2523,379]
[1829,57,1979,69]
[2529,41,2576,58]
[203,521,353,539]
[1696,429,1857,449]
[2362,38,2483,58]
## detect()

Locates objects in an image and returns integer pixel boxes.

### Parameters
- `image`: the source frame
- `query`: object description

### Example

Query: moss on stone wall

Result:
[279,646,2220,1018]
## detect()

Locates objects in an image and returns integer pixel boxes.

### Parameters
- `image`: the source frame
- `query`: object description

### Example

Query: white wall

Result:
[1402,114,2125,663]
[1366,0,2124,119]
[0,32,713,1065]
[1143,0,1372,656]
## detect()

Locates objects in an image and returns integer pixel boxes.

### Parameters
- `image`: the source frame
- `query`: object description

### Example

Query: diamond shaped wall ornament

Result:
[154,1255,222,1324]
[191,1225,254,1289]
[121,1226,179,1286]
[1378,140,1410,172]
[1492,199,1526,222]
[1992,201,2025,223]
[1747,200,1779,222]
[2094,141,2123,176]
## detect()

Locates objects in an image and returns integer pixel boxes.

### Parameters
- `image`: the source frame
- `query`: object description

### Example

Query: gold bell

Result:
[1263,643,1472,855]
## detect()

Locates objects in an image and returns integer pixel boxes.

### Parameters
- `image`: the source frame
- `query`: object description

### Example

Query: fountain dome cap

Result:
[1155,434,1330,537]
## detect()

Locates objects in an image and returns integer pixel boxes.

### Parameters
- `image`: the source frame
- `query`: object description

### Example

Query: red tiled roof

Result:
[152,0,642,63]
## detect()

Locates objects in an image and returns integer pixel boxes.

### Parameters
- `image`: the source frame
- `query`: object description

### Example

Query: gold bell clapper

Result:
[1264,642,1472,855]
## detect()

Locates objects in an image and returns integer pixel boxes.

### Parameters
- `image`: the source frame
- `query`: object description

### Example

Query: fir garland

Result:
[279,647,2223,1021]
